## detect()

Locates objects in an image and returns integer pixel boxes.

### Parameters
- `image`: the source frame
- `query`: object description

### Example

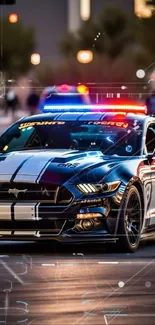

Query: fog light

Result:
[76,213,102,219]
[82,219,94,231]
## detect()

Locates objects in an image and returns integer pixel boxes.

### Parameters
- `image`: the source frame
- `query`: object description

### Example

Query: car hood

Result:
[0,149,127,184]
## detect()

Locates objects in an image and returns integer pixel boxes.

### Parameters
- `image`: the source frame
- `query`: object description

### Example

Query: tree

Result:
[97,7,135,59]
[77,18,104,52]
[34,60,55,87]
[59,32,78,57]
[0,18,36,77]
[137,15,155,61]
[60,7,135,60]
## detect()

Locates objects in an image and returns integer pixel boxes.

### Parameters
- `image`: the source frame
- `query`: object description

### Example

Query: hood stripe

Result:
[0,154,34,182]
[14,155,55,183]
[36,159,54,184]
[10,156,33,182]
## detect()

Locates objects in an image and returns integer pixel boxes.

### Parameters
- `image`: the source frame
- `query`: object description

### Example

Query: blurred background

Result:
[1,0,155,123]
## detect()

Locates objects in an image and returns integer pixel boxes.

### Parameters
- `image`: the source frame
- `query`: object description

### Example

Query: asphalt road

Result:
[0,240,155,325]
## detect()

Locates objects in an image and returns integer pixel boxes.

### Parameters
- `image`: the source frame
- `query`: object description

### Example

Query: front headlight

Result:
[76,181,121,194]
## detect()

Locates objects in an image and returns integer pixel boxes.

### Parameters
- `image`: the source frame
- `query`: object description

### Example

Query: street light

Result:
[77,50,93,64]
[30,53,40,65]
[8,13,18,23]
[80,0,90,21]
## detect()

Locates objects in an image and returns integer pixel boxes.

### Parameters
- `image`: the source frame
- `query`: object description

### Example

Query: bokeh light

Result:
[136,69,145,79]
[30,53,41,65]
[77,50,93,64]
[8,13,18,23]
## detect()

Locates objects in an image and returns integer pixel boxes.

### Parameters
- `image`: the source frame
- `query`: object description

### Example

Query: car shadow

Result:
[0,238,154,259]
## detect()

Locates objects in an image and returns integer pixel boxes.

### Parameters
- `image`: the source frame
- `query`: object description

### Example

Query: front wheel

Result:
[117,186,142,253]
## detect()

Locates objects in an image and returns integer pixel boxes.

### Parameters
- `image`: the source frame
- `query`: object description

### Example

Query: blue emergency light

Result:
[43,104,147,114]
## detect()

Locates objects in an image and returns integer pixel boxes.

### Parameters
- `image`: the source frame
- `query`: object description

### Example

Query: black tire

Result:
[117,185,142,253]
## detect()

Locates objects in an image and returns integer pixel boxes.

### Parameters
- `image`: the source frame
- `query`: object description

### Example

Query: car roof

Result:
[20,112,152,123]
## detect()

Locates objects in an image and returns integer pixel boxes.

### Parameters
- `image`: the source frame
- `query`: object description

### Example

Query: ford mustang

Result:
[0,104,154,252]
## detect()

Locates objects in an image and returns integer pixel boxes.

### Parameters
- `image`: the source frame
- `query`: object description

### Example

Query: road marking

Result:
[98,261,155,265]
[42,264,56,267]
[98,262,119,265]
[41,260,155,267]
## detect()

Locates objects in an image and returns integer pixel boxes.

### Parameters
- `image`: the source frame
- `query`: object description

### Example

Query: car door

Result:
[145,123,155,228]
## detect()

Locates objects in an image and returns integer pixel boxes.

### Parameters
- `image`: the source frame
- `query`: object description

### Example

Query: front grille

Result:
[0,183,73,205]
[0,220,65,232]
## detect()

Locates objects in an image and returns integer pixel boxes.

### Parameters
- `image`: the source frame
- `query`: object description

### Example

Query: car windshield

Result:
[0,119,142,156]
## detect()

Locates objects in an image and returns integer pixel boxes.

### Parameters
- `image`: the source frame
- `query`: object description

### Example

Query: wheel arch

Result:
[127,179,144,223]
[115,178,144,235]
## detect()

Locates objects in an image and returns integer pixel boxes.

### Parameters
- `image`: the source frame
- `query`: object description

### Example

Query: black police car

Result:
[0,103,154,252]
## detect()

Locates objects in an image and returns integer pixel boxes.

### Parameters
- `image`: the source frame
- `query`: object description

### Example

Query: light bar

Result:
[43,104,147,114]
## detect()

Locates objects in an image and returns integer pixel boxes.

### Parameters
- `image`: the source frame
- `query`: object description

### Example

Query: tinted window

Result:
[0,120,142,156]
[44,94,84,105]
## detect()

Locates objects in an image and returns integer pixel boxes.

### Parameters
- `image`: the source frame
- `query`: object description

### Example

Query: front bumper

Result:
[0,189,121,242]
[0,231,118,243]
[0,207,119,243]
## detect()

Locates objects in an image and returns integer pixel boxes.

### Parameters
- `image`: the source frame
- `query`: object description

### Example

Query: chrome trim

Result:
[8,188,27,198]
[54,186,60,203]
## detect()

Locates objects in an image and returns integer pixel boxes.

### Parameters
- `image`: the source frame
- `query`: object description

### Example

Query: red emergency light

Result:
[43,104,147,114]
[57,84,72,92]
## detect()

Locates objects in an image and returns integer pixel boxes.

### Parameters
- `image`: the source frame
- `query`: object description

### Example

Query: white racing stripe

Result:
[0,231,12,235]
[14,153,54,183]
[14,203,38,220]
[14,231,36,236]
[0,150,74,183]
[13,150,76,183]
[0,153,31,182]
[36,203,40,220]
[0,203,12,220]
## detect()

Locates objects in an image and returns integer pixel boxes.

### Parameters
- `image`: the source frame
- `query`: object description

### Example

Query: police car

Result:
[39,84,91,110]
[0,103,154,252]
